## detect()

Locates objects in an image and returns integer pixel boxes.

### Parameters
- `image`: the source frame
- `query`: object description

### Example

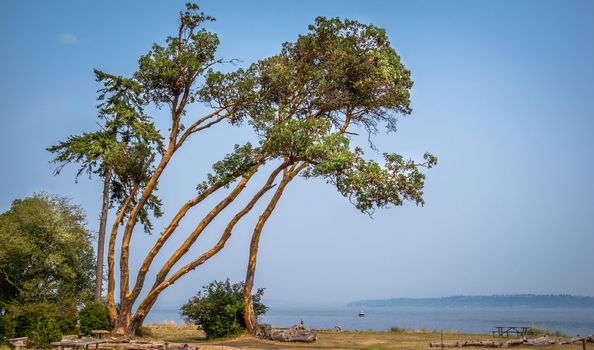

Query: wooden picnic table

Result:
[492,326,531,337]
[90,330,110,339]
[51,338,107,350]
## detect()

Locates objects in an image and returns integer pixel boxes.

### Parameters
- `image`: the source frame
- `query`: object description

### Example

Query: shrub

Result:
[528,327,567,337]
[135,326,153,337]
[78,302,110,336]
[180,279,268,339]
[0,313,16,342]
[4,303,79,348]
[26,315,62,349]
[390,326,406,333]
[13,304,58,337]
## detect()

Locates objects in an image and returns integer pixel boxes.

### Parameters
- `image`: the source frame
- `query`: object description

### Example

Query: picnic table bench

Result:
[51,337,107,350]
[492,326,531,337]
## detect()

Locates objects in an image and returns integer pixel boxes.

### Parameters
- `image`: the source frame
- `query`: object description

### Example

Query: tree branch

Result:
[119,103,226,304]
[127,158,267,304]
[131,161,291,323]
[0,268,23,294]
[107,184,139,322]
[150,163,269,291]
[175,106,231,149]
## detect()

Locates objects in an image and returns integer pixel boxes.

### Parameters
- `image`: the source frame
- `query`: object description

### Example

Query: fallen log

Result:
[430,334,594,348]
[501,337,529,348]
[253,322,316,342]
[270,324,317,343]
[560,334,594,345]
[95,339,194,350]
[430,340,503,348]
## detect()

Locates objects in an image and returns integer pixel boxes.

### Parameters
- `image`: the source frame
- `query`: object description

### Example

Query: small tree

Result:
[0,194,95,309]
[180,280,267,339]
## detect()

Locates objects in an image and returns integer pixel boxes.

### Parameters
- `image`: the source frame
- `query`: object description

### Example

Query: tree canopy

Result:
[0,194,95,310]
[47,69,164,233]
[198,15,436,212]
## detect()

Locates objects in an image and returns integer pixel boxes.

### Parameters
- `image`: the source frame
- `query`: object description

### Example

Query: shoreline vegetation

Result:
[348,295,594,308]
[135,322,584,350]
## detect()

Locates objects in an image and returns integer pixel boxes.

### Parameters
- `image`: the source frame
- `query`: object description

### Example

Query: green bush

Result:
[4,303,78,347]
[0,313,16,342]
[78,302,110,336]
[180,279,268,339]
[11,303,76,336]
[13,304,58,337]
[26,315,62,349]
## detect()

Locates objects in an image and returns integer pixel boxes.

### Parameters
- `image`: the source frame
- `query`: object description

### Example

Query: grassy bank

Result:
[144,323,585,350]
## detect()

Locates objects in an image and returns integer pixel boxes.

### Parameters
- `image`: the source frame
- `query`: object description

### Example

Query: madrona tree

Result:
[50,3,435,337]
[199,17,438,335]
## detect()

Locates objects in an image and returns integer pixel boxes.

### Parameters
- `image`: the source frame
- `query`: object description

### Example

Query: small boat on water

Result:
[358,310,365,317]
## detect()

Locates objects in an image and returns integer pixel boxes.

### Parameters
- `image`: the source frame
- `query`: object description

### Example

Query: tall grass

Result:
[527,327,567,338]
[389,326,458,334]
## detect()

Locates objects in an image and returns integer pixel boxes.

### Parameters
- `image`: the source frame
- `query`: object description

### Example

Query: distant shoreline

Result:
[347,294,594,308]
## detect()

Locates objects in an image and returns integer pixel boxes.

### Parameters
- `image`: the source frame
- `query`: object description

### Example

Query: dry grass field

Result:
[144,323,586,350]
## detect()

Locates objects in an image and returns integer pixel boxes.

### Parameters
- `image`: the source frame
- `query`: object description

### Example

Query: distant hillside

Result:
[348,295,594,308]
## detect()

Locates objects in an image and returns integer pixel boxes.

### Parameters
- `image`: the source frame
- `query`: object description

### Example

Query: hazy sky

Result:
[1,1,593,309]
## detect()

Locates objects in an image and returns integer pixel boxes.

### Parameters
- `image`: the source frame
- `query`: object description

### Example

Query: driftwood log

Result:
[8,337,28,348]
[430,334,594,348]
[95,339,198,350]
[254,323,317,342]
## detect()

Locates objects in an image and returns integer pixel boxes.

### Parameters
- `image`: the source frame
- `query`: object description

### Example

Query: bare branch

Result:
[175,106,231,149]
[0,268,23,294]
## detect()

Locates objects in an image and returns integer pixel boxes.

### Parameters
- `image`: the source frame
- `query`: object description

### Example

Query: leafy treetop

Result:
[47,70,164,232]
[198,15,435,215]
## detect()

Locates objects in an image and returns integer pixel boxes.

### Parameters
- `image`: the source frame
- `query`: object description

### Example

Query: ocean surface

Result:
[146,306,594,336]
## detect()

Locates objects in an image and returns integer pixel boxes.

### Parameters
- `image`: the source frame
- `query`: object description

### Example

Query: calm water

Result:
[147,306,594,336]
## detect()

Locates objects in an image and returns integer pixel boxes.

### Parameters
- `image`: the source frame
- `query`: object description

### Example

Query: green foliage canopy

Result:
[198,15,436,214]
[78,302,110,336]
[47,70,164,232]
[0,194,95,308]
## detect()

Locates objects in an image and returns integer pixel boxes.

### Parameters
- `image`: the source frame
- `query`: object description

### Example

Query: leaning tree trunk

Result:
[243,172,292,334]
[243,163,315,343]
[95,167,112,302]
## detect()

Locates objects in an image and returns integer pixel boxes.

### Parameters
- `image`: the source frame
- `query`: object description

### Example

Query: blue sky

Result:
[1,0,593,309]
